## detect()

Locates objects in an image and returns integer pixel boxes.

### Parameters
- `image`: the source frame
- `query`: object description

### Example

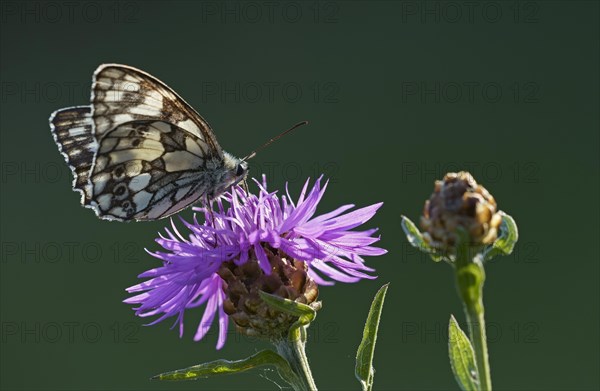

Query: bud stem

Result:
[455,240,492,391]
[274,335,317,391]
[465,304,492,391]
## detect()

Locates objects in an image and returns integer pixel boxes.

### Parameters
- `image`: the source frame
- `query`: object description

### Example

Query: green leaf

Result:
[259,290,317,341]
[400,215,430,251]
[151,349,298,384]
[355,283,390,391]
[401,215,444,262]
[483,212,519,262]
[259,290,316,319]
[448,315,479,391]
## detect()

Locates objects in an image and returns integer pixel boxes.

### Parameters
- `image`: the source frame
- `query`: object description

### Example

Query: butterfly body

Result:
[50,64,248,221]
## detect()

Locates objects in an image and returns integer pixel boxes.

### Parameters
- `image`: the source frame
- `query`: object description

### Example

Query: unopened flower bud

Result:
[420,172,502,251]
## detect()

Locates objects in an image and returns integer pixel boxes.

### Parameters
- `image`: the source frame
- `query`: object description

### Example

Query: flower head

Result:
[125,176,386,348]
[420,171,502,251]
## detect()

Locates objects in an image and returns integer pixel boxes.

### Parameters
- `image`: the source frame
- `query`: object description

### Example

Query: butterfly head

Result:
[219,151,249,195]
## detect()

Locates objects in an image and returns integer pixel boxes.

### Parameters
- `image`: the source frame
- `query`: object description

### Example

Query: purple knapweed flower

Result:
[125,176,386,349]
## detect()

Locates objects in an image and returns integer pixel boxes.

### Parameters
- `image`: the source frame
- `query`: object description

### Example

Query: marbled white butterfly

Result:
[50,64,300,222]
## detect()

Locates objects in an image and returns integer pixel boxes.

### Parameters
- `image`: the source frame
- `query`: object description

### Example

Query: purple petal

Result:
[316,202,383,232]
[306,268,335,286]
[216,287,228,350]
[308,260,361,283]
[254,243,271,275]
[193,285,219,341]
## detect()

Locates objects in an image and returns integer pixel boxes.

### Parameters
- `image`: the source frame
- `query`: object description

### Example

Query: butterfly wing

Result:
[88,120,227,221]
[91,64,222,155]
[49,106,97,203]
[50,64,242,222]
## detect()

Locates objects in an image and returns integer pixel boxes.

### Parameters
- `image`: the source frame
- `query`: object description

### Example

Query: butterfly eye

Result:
[236,164,246,177]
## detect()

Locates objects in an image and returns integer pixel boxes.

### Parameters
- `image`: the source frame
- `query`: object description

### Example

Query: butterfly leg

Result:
[204,194,218,246]
[240,178,249,196]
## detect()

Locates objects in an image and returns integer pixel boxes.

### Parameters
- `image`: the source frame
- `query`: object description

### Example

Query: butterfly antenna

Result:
[242,121,309,161]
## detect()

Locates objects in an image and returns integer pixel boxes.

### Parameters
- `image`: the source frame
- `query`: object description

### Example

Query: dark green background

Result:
[1,1,598,390]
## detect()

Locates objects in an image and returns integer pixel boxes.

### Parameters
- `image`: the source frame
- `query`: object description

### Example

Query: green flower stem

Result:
[465,303,491,391]
[455,241,492,391]
[258,291,319,390]
[274,336,317,391]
